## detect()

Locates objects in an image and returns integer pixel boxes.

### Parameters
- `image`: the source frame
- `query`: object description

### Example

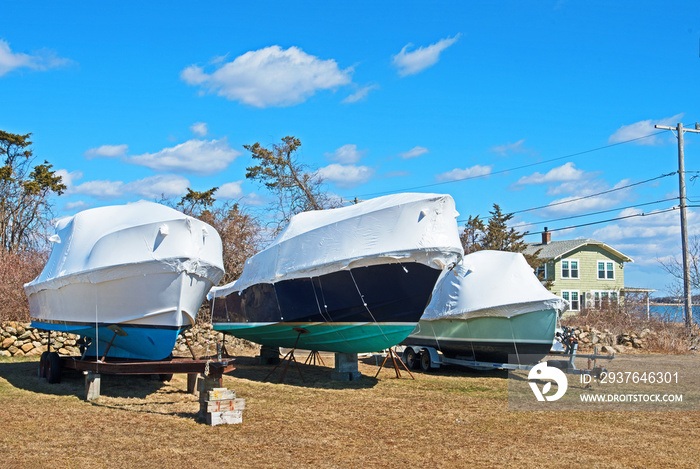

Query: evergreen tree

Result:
[460,203,543,276]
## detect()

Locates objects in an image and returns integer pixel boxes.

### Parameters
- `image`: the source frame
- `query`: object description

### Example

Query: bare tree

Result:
[658,234,700,300]
[244,136,338,232]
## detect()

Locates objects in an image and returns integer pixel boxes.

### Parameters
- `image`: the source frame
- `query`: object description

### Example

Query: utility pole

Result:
[655,122,699,328]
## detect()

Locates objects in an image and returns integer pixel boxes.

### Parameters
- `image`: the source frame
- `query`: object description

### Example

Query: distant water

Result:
[648,304,700,323]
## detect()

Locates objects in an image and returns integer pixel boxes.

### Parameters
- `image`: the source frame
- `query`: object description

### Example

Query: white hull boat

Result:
[25,201,225,360]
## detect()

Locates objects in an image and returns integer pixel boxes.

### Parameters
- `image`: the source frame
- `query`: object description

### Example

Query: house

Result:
[524,228,634,314]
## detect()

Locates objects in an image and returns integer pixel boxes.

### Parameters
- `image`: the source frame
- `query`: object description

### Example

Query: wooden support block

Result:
[206,398,245,413]
[187,374,198,394]
[208,388,236,401]
[206,410,242,426]
[84,372,101,401]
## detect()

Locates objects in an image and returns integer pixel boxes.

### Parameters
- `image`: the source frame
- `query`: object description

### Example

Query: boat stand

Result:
[374,347,414,380]
[304,350,325,366]
[263,327,308,383]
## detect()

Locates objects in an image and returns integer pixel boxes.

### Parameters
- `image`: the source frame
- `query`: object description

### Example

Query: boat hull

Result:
[403,308,557,364]
[212,262,442,353]
[29,270,214,360]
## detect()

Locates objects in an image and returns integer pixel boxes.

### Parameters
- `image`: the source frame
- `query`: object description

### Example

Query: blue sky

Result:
[2,1,699,296]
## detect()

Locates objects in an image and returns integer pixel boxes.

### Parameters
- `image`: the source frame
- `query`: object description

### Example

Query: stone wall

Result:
[0,321,259,358]
[0,321,81,357]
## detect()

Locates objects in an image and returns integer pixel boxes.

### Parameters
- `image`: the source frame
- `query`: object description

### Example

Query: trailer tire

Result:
[402,348,417,370]
[419,350,432,372]
[38,351,49,378]
[158,373,174,382]
[46,352,62,384]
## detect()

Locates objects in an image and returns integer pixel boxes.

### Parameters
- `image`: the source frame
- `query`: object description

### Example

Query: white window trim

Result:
[592,290,619,308]
[561,259,580,280]
[561,290,581,311]
[597,259,615,280]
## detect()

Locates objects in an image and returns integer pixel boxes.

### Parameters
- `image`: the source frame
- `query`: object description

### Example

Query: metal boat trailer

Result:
[400,327,613,377]
[38,351,235,401]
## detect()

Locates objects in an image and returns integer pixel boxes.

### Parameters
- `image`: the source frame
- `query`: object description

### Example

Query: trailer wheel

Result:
[402,348,417,370]
[158,373,173,382]
[419,350,432,372]
[38,351,49,378]
[46,352,62,384]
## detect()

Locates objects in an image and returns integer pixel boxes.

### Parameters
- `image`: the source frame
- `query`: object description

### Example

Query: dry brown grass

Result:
[1,351,699,469]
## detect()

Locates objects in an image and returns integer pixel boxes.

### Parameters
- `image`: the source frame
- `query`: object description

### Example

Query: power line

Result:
[345,129,667,199]
[495,197,679,228]
[522,206,679,236]
[510,172,676,215]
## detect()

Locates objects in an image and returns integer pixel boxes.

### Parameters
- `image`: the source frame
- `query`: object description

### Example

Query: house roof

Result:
[524,238,634,263]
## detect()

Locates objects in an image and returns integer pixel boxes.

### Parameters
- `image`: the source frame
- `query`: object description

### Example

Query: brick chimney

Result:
[542,227,551,245]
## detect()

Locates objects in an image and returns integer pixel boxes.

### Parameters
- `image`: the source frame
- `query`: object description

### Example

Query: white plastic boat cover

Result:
[422,250,568,320]
[24,201,225,295]
[210,192,463,298]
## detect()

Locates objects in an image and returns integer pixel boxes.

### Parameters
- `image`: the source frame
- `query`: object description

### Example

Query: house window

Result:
[561,259,579,279]
[597,261,615,280]
[535,263,547,280]
[593,291,618,309]
[561,290,580,311]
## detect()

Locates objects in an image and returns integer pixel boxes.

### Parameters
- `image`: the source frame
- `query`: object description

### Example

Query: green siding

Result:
[549,245,627,312]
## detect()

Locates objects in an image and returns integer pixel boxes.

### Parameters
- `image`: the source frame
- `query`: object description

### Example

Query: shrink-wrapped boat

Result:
[404,250,568,363]
[25,201,224,360]
[209,193,463,354]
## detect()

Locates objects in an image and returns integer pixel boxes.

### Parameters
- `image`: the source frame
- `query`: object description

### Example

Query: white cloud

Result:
[398,146,429,159]
[490,139,531,156]
[516,162,587,185]
[342,84,379,103]
[124,175,190,200]
[55,169,83,189]
[608,113,684,145]
[0,39,72,77]
[217,181,244,199]
[190,122,208,137]
[181,45,353,108]
[128,138,240,176]
[319,164,374,188]
[68,174,190,200]
[62,201,90,212]
[392,34,461,77]
[84,144,128,159]
[70,180,125,199]
[325,144,367,164]
[436,164,491,182]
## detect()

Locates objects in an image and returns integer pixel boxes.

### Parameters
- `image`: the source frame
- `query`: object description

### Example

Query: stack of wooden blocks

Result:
[199,381,246,426]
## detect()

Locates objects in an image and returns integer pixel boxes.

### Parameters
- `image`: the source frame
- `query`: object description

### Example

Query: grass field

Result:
[1,350,699,468]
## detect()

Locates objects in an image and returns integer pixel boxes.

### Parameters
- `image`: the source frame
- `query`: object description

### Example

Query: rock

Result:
[1,337,14,349]
[58,347,70,355]
[20,342,34,353]
[0,350,10,357]
[27,347,44,356]
[12,349,25,357]
[600,345,616,354]
[5,326,17,335]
